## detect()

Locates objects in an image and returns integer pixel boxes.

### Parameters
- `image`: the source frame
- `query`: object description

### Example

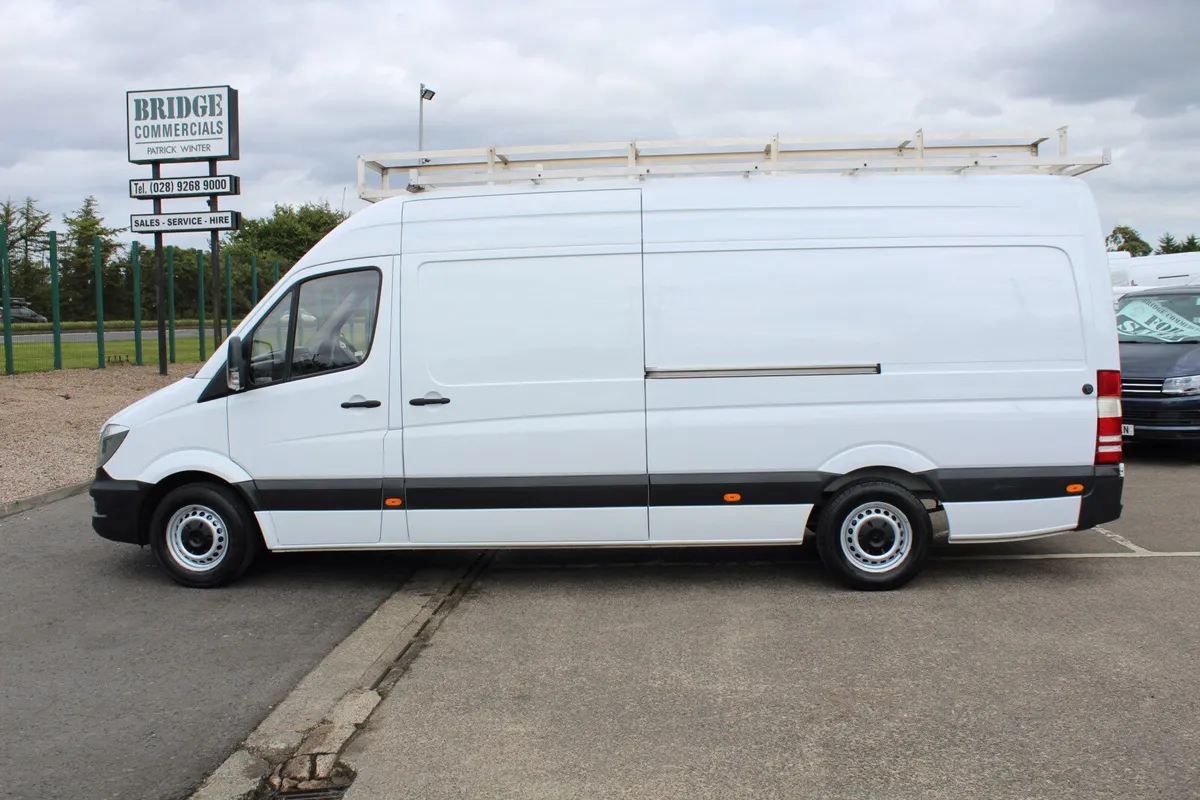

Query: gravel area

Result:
[0,364,200,504]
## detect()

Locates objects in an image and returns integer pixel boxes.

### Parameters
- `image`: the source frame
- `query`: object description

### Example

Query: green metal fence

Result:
[0,229,290,375]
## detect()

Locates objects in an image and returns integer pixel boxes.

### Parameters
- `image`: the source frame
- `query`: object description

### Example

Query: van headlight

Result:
[1162,375,1200,395]
[97,424,130,469]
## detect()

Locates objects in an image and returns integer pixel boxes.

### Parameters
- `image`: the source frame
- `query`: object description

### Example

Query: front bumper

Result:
[1122,394,1200,441]
[90,468,150,545]
[1076,464,1123,530]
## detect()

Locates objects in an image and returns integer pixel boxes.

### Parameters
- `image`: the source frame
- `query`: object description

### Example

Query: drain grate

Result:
[269,789,348,800]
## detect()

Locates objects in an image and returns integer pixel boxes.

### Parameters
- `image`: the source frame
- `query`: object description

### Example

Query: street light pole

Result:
[418,83,435,163]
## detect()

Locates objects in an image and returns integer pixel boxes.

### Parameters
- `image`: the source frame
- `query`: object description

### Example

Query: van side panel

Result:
[642,243,1093,542]
[397,189,651,544]
[943,497,1082,542]
[655,245,1088,369]
[405,253,647,477]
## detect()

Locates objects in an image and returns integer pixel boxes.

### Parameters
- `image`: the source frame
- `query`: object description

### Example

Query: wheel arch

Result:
[820,466,940,502]
[809,466,941,534]
[135,450,253,487]
[138,470,261,547]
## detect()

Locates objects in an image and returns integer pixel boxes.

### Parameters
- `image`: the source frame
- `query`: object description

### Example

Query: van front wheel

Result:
[816,481,931,591]
[149,483,261,588]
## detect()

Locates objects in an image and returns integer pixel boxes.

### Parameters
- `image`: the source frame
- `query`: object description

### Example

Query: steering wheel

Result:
[315,332,361,368]
[337,332,362,364]
[249,339,279,379]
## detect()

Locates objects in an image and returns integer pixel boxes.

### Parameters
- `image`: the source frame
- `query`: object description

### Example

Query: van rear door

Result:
[396,189,649,544]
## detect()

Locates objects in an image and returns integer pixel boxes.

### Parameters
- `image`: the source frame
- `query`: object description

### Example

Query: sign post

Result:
[126,85,241,375]
[209,160,223,348]
[152,163,167,374]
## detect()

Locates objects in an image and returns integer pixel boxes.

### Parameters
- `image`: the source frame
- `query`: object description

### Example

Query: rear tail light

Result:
[1095,369,1122,465]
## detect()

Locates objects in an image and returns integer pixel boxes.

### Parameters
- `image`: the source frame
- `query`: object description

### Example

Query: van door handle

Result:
[341,399,382,409]
[409,396,451,406]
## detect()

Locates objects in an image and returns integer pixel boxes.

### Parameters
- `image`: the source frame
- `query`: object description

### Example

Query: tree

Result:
[2,197,47,250]
[1,200,17,292]
[1,200,17,250]
[110,243,210,322]
[1156,233,1181,255]
[13,198,52,309]
[1106,225,1151,257]
[58,196,125,321]
[1155,232,1200,254]
[2,197,53,310]
[224,201,348,266]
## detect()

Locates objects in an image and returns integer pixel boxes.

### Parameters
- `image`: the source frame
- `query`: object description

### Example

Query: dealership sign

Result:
[129,175,240,199]
[126,85,240,164]
[127,84,243,373]
[127,83,242,236]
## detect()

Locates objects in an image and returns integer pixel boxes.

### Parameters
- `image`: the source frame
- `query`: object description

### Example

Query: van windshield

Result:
[1116,293,1200,343]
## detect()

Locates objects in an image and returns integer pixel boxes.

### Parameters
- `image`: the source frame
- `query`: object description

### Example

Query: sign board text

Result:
[129,175,240,199]
[130,210,242,234]
[126,85,240,164]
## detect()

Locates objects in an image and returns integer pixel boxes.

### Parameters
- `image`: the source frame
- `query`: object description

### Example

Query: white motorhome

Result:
[90,133,1125,591]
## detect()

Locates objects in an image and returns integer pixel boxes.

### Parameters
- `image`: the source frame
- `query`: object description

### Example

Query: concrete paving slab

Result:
[344,557,1200,800]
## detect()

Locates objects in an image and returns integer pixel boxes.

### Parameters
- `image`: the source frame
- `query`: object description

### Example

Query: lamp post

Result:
[418,83,435,162]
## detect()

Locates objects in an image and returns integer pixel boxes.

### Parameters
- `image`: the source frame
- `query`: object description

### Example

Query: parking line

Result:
[1094,526,1152,554]
[495,551,1200,571]
[933,551,1200,561]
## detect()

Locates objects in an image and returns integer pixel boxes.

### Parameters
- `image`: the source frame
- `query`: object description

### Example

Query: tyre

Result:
[815,481,931,591]
[148,482,261,588]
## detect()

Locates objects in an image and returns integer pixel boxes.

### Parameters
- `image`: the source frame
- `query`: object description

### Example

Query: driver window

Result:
[290,269,381,379]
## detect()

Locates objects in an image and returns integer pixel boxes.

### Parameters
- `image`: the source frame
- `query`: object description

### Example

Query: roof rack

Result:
[357,127,1111,201]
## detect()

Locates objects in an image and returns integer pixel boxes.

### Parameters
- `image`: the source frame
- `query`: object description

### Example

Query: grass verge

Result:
[8,338,207,374]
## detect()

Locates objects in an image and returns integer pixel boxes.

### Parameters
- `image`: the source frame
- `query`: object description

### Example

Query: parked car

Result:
[280,308,317,324]
[1116,287,1200,441]
[2,299,47,323]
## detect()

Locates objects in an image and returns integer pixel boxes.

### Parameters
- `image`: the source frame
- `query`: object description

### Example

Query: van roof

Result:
[1127,251,1200,266]
[296,173,1097,271]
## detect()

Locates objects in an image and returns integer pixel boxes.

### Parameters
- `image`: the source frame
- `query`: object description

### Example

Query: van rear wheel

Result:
[816,481,931,590]
[149,483,261,588]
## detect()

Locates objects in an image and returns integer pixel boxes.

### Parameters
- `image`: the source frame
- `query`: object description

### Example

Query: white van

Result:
[1109,251,1200,307]
[90,170,1125,591]
[1117,251,1200,304]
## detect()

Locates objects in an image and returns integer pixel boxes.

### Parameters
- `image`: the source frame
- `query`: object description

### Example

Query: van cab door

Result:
[396,190,648,544]
[228,262,392,546]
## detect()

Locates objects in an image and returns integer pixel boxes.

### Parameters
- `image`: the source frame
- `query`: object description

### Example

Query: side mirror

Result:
[226,335,249,392]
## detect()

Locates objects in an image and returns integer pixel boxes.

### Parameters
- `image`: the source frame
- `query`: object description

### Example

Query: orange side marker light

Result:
[724,493,742,503]
[385,497,404,507]
[1066,484,1084,494]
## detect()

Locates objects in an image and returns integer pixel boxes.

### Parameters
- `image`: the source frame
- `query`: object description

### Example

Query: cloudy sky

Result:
[2,0,1197,249]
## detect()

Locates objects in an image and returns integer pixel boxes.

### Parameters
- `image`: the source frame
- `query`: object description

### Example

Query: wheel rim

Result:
[839,502,912,574]
[165,504,229,573]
